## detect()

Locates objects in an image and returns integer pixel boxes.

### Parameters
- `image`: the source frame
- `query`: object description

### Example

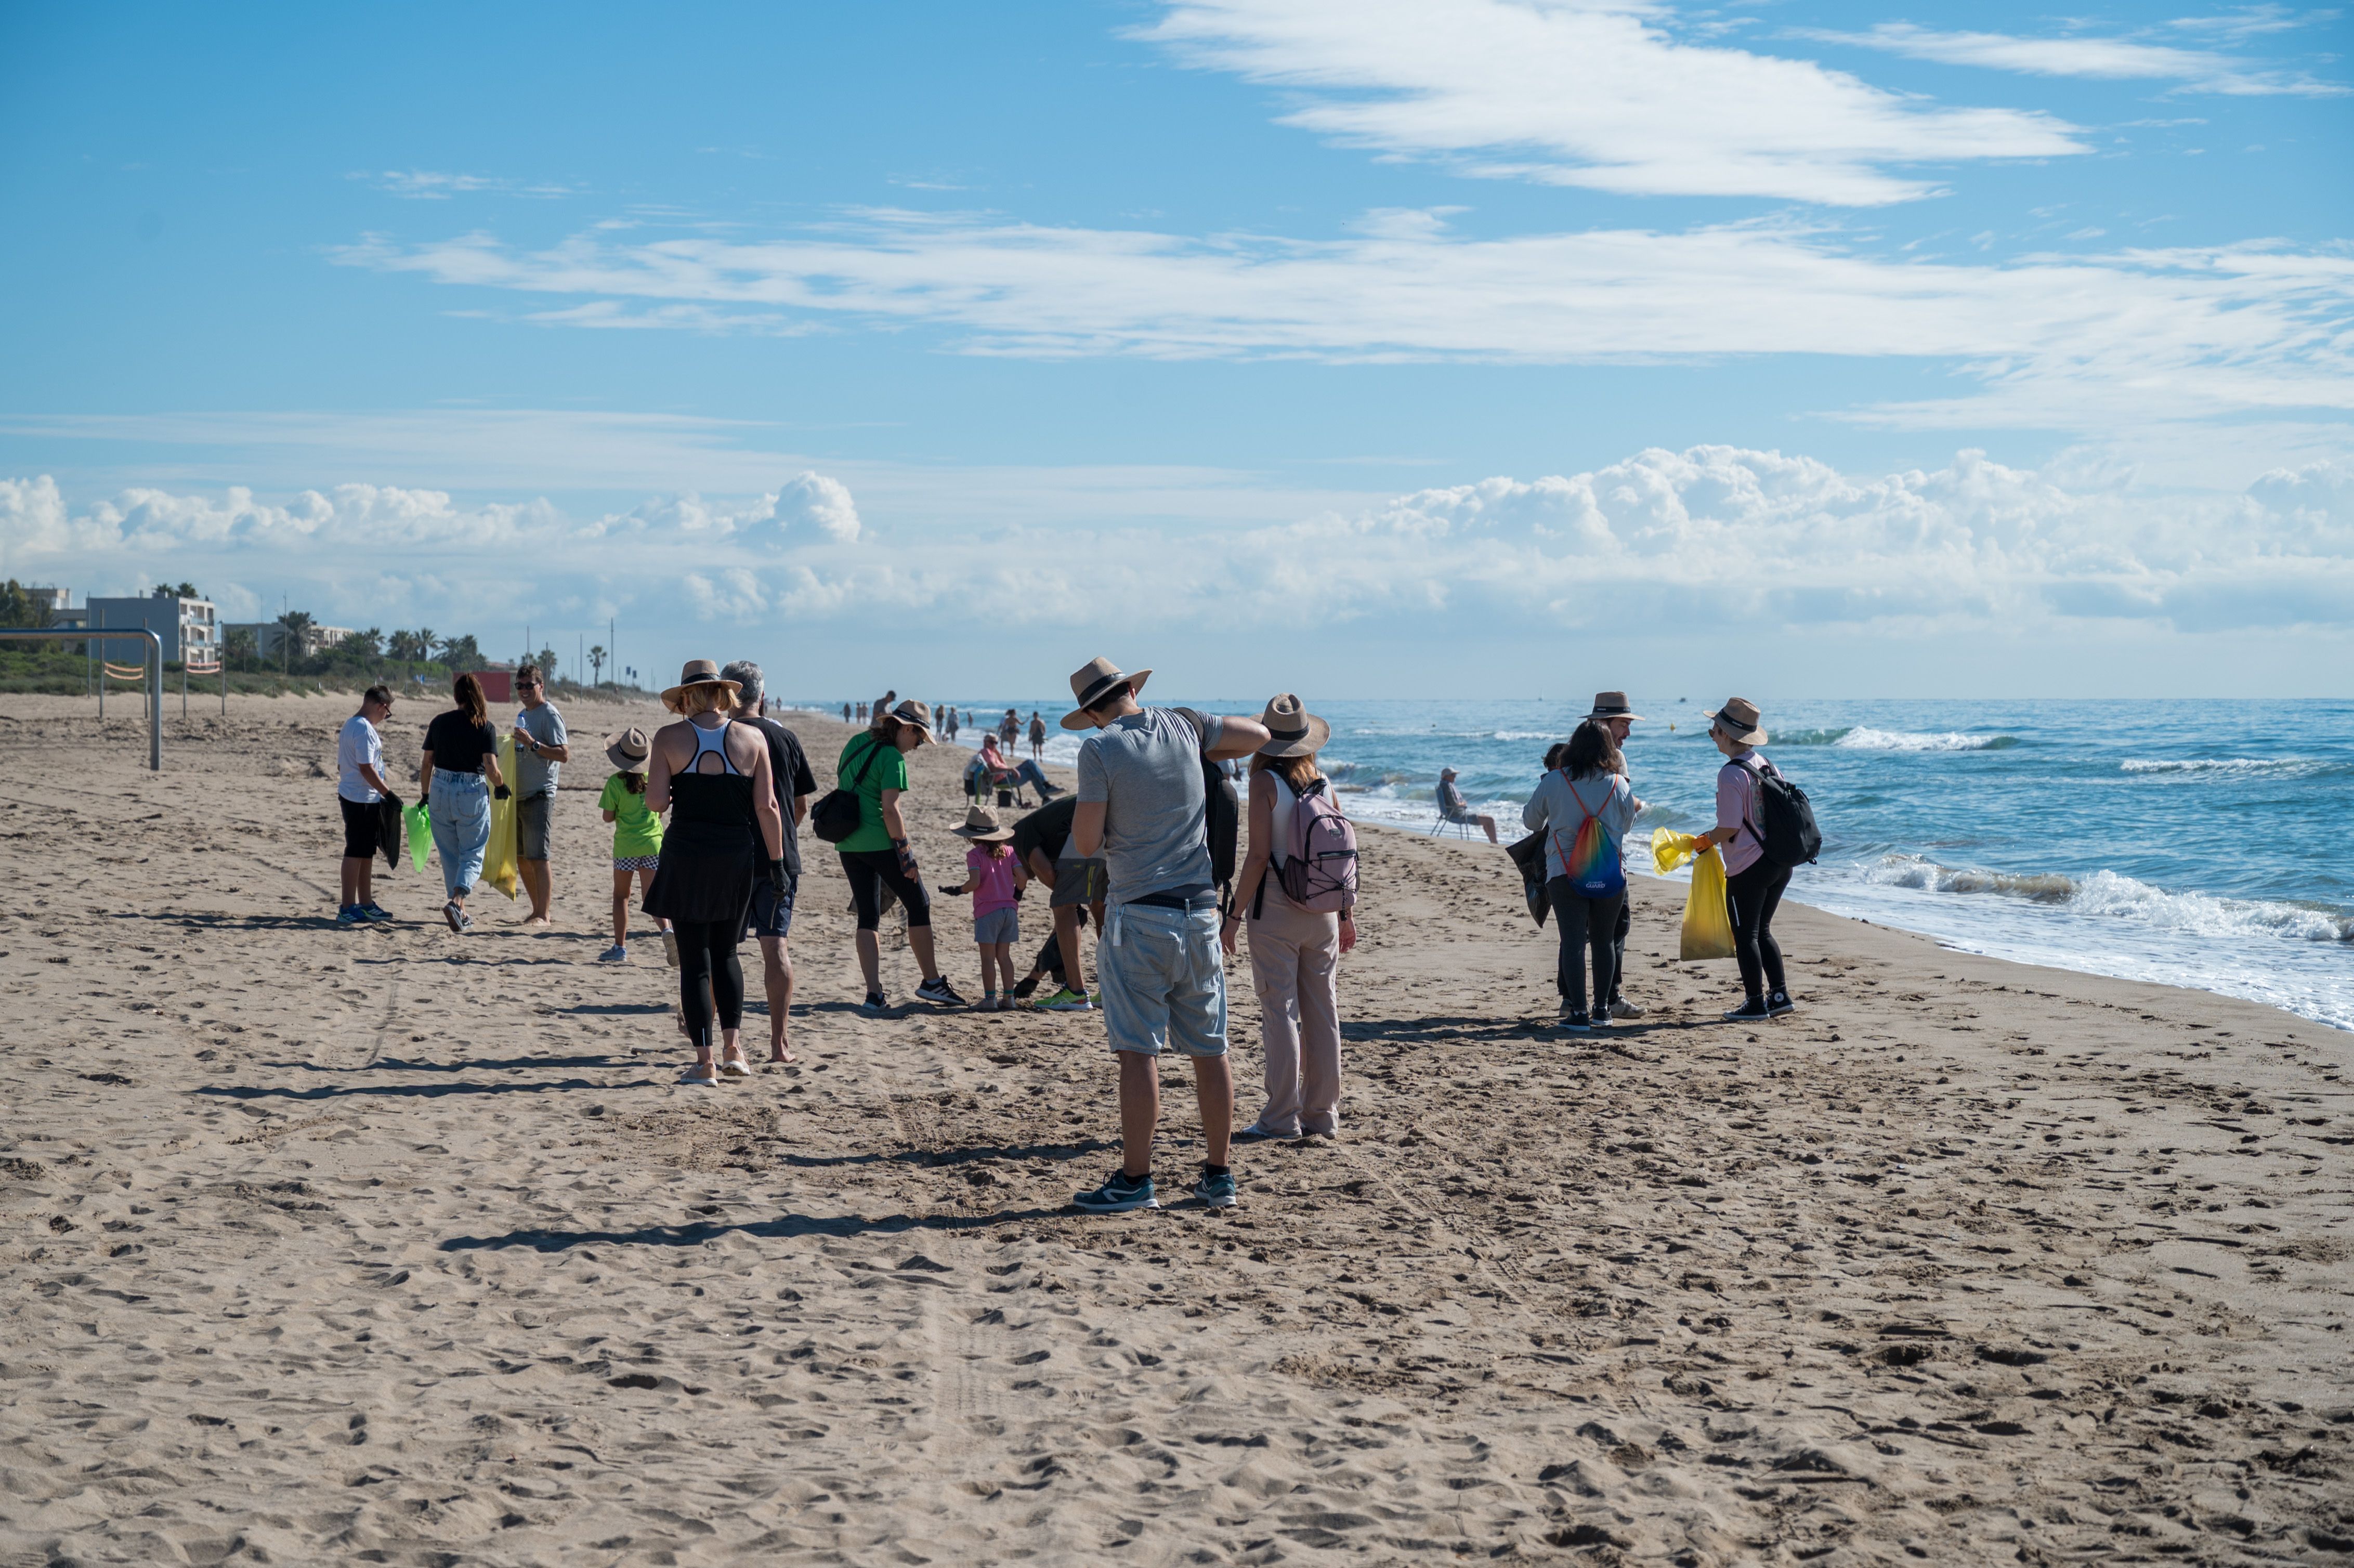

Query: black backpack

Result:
[1174,708,1240,904]
[1746,756,1822,868]
[811,733,888,844]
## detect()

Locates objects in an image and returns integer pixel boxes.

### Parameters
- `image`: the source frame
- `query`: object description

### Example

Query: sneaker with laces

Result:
[359,902,396,923]
[1610,997,1644,1019]
[861,991,889,1015]
[1039,987,1092,1011]
[1192,1168,1238,1208]
[335,905,365,928]
[1767,991,1797,1017]
[597,944,629,963]
[1559,1008,1591,1032]
[1723,998,1772,1023]
[917,976,966,1007]
[1071,1170,1158,1214]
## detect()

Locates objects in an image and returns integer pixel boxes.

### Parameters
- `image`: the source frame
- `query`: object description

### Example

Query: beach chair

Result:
[1428,811,1476,839]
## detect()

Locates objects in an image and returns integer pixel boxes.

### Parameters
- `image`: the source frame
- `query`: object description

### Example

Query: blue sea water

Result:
[803,697,2354,1033]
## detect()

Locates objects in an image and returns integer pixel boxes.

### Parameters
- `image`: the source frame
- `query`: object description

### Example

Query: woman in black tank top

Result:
[644,660,784,1085]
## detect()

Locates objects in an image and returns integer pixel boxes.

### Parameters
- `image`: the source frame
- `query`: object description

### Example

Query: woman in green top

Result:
[837,699,963,1012]
[597,726,670,963]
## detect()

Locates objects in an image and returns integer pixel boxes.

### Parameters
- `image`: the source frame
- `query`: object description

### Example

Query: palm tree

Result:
[588,644,607,685]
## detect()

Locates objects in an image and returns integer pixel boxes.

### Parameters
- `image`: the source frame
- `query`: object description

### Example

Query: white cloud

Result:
[6,449,2349,647]
[359,170,582,200]
[1798,22,2345,97]
[1138,0,2087,205]
[333,214,2354,430]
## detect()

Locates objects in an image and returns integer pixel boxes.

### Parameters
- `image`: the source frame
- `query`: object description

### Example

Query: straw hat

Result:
[661,658,741,712]
[950,804,1015,842]
[1061,656,1152,730]
[1256,692,1329,758]
[604,725,651,773]
[874,698,934,740]
[1704,696,1768,746]
[1588,690,1645,722]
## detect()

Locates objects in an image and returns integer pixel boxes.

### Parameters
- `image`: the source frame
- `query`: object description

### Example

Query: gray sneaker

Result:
[1610,997,1644,1019]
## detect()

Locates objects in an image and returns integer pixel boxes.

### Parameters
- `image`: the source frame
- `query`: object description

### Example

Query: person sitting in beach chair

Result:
[1433,767,1499,844]
[967,731,1062,806]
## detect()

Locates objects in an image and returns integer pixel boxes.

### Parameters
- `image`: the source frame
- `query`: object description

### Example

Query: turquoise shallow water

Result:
[802,697,2354,1033]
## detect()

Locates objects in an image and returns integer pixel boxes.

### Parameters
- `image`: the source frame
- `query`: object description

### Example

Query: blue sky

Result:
[2,0,2349,697]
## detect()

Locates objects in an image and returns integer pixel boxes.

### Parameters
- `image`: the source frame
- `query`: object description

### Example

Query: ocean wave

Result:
[1861,854,2354,944]
[2120,757,2335,777]
[1833,726,2015,752]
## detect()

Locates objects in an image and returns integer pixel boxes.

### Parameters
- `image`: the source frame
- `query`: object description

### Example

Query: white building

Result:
[222,620,358,660]
[84,591,219,665]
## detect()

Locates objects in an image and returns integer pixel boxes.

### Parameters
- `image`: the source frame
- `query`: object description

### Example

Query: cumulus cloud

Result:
[7,449,2347,645]
[1798,22,2345,97]
[333,214,2354,432]
[1139,0,2086,205]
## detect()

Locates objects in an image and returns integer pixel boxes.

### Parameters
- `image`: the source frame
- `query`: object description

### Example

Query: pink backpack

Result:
[1276,778,1359,913]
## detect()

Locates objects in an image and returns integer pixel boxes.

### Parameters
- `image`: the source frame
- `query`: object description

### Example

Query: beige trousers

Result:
[1246,879,1343,1136]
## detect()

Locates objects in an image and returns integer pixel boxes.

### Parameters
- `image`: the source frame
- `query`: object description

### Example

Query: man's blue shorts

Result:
[744,868,798,940]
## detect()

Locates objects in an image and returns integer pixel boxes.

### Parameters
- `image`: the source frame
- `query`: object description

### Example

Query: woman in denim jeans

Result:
[418,672,507,934]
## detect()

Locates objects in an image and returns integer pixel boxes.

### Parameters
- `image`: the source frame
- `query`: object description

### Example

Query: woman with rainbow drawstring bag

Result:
[1522,718,1642,1032]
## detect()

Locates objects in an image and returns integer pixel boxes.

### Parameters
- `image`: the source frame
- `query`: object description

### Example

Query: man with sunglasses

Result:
[511,663,570,926]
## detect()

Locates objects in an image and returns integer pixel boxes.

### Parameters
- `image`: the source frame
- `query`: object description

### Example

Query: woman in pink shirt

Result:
[1685,697,1795,1023]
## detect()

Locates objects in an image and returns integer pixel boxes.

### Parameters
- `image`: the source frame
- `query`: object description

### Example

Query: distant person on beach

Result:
[726,660,819,1064]
[642,660,785,1086]
[1435,767,1500,844]
[1588,692,1645,1018]
[1028,711,1046,760]
[1523,719,1638,1031]
[999,708,1019,748]
[1223,695,1355,1143]
[1688,697,1796,1023]
[837,699,964,1013]
[971,731,1064,800]
[1006,793,1104,1011]
[856,701,867,721]
[335,685,399,927]
[944,805,1027,1010]
[1063,656,1269,1214]
[510,663,569,927]
[596,726,666,963]
[419,672,506,934]
[841,702,851,723]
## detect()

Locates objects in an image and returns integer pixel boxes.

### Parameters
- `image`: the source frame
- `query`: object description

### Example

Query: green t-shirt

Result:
[598,773,664,859]
[834,732,910,853]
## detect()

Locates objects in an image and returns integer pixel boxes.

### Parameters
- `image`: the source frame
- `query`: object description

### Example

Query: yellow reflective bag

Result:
[1651,828,1735,961]
[483,734,521,900]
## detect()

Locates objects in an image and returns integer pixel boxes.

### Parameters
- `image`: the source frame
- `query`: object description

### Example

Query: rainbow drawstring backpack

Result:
[1553,776,1625,899]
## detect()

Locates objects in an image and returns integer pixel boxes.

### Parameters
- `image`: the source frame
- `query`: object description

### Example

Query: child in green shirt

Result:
[598,727,669,963]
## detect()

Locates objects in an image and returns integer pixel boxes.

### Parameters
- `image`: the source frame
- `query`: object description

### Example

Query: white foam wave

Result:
[1832,726,2010,753]
[1861,854,2354,944]
[2120,757,2324,776]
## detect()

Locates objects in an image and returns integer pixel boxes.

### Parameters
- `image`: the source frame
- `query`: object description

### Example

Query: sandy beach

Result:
[0,691,2347,1566]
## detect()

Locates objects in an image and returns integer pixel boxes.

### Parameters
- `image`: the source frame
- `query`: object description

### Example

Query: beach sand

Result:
[1,694,2348,1565]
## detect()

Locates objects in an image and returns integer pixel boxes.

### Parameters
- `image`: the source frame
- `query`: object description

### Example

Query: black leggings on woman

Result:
[1725,860,1793,1003]
[1546,878,1623,1014]
[674,918,744,1046]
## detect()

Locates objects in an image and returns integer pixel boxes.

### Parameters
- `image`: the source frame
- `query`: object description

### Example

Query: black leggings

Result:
[841,848,932,932]
[1612,894,1631,1002]
[675,918,744,1046]
[1546,878,1623,1013]
[1725,860,1793,1003]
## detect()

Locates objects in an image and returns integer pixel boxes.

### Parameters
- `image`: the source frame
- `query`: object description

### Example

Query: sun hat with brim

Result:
[661,658,741,712]
[1704,696,1768,746]
[1588,690,1646,722]
[1060,656,1152,730]
[949,804,1015,842]
[605,725,652,773]
[874,698,934,740]
[1256,692,1329,759]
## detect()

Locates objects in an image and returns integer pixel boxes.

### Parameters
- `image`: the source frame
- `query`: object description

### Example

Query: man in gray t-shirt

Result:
[1063,657,1267,1216]
[509,664,570,924]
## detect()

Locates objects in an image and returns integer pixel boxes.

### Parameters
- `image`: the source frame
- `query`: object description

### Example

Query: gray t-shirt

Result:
[1076,707,1225,904]
[513,701,568,798]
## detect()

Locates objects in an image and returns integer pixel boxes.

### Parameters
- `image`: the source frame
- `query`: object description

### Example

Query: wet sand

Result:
[0,693,2348,1565]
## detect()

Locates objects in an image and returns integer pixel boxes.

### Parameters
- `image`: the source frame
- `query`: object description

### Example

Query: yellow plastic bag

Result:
[482,734,521,901]
[1651,828,1735,960]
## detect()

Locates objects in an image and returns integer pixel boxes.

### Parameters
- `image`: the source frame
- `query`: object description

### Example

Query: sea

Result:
[797,697,2354,1034]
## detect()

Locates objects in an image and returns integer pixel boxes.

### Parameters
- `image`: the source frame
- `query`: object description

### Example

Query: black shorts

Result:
[339,796,383,859]
[840,848,931,932]
[517,792,553,861]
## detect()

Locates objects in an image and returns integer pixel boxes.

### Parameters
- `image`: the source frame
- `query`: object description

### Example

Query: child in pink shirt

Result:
[947,806,1028,1010]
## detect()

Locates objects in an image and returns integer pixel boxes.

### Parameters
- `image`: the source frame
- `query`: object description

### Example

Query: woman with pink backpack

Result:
[1222,694,1358,1143]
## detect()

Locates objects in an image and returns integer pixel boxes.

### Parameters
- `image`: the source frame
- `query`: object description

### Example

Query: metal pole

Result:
[0,629,163,769]
[96,607,104,723]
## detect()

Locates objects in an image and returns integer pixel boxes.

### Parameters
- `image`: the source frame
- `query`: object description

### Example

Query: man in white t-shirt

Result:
[337,685,398,927]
